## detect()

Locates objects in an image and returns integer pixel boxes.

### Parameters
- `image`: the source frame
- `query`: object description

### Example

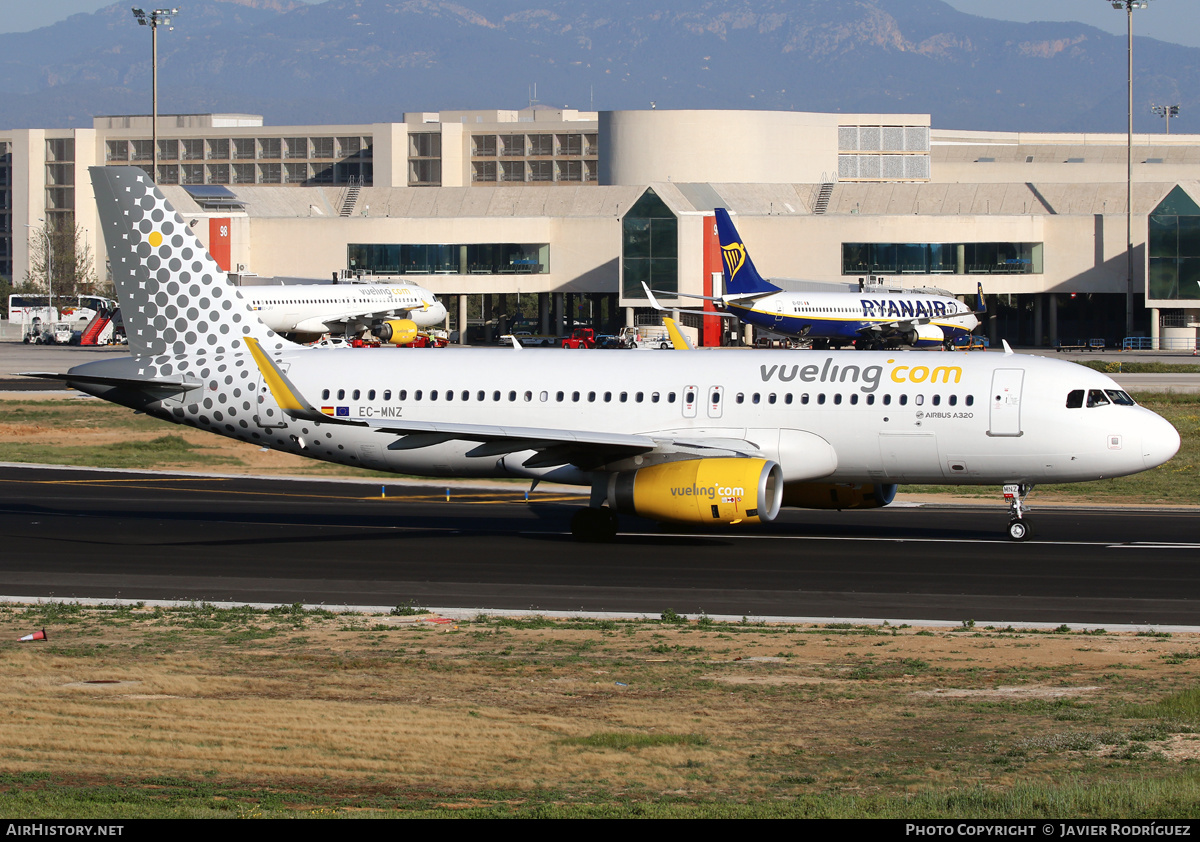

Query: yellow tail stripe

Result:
[244,337,307,413]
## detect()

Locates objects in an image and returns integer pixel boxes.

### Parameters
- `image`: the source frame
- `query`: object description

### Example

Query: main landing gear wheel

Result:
[570,507,619,543]
[1007,519,1031,541]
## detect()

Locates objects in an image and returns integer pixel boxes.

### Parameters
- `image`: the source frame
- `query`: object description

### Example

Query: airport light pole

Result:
[1151,103,1179,134]
[1110,0,1150,337]
[131,7,179,183]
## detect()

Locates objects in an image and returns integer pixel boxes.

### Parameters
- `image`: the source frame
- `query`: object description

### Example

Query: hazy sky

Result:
[4,0,1198,47]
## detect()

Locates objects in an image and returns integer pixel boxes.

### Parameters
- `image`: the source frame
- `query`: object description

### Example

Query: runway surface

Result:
[0,464,1196,626]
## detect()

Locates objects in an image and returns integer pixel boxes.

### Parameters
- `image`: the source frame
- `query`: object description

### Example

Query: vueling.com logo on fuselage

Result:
[671,483,744,500]
[722,242,746,279]
[759,358,962,393]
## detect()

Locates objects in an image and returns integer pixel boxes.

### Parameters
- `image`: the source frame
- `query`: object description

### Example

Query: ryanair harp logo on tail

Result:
[722,241,747,280]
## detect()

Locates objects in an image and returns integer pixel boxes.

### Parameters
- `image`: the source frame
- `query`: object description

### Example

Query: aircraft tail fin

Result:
[714,208,780,297]
[975,282,987,314]
[90,166,296,358]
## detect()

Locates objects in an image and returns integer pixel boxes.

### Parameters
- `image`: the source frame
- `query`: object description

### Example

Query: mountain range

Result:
[1,0,1197,133]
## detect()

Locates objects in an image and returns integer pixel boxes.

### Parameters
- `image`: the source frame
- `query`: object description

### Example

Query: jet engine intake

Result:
[910,324,945,348]
[781,482,898,510]
[372,319,419,345]
[606,458,782,525]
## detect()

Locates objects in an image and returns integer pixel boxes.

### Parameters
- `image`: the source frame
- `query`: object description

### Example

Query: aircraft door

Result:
[988,368,1024,437]
[254,364,291,429]
[707,385,724,419]
[682,385,698,418]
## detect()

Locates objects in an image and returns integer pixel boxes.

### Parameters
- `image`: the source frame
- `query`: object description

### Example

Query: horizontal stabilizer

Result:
[19,371,202,394]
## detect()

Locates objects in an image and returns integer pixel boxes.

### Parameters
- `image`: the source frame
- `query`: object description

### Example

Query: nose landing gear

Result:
[1003,483,1033,541]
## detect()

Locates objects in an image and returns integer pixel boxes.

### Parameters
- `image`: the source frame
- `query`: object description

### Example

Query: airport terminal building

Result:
[3,107,1200,347]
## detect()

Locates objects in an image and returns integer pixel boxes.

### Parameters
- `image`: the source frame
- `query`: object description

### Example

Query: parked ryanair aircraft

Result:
[240,279,447,344]
[24,168,1180,542]
[645,208,982,350]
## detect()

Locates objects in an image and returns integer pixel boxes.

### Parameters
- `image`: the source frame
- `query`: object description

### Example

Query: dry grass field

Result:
[1,603,1199,817]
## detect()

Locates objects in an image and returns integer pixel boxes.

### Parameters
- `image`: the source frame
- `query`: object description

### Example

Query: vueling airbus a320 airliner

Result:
[24,168,1181,542]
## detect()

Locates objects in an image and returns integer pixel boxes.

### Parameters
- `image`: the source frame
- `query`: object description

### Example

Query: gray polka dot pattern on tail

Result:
[90,166,293,365]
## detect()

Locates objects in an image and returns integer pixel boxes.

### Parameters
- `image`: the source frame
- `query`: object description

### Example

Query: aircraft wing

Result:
[362,418,767,470]
[854,316,932,337]
[299,306,420,335]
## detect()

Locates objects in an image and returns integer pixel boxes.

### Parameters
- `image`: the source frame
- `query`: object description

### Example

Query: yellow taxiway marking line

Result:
[20,477,229,484]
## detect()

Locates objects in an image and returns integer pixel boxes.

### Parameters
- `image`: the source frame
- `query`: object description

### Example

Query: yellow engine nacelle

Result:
[606,458,783,525]
[781,482,898,510]
[372,319,419,345]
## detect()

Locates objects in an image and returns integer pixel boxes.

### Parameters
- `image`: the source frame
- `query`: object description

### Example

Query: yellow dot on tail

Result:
[148,231,163,248]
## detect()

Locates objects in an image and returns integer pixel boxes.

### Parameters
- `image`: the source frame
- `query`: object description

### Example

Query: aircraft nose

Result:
[1142,412,1181,470]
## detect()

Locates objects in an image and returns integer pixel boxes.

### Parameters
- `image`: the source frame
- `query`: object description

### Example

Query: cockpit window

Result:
[1066,389,1084,409]
[1105,389,1136,406]
[1086,389,1111,408]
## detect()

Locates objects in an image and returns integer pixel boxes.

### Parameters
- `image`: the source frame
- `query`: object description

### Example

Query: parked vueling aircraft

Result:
[240,279,447,344]
[645,208,982,350]
[23,168,1180,542]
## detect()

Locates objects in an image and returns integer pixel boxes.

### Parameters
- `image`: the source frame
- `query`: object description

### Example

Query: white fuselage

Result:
[242,283,447,335]
[219,348,1175,487]
[728,291,979,346]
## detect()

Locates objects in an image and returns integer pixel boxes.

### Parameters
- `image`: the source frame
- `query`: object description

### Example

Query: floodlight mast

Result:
[131,7,180,183]
[1151,103,1180,134]
[1108,0,1151,337]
